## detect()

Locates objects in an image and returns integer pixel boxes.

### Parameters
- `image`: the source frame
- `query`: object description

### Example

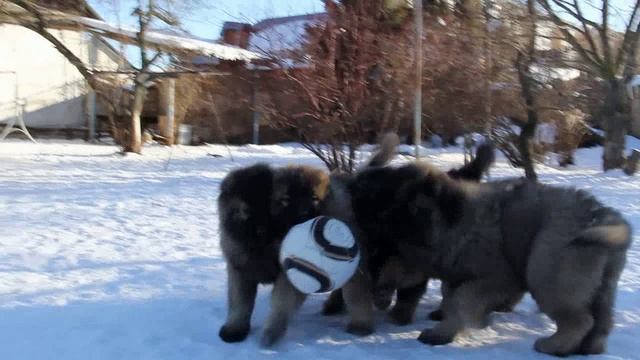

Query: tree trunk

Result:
[516,52,538,181]
[602,79,629,171]
[602,113,628,171]
[518,118,537,181]
[125,83,147,154]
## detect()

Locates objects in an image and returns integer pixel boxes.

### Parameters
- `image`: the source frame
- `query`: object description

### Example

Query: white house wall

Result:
[0,24,121,129]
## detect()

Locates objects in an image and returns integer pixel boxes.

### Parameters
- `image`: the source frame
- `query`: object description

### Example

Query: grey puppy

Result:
[322,143,503,327]
[354,162,631,356]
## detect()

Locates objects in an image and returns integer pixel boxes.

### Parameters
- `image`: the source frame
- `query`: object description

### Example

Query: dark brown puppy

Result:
[218,164,328,345]
[350,163,631,356]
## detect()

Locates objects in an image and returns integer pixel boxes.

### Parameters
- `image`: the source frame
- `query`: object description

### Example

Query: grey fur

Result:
[363,133,400,168]
[322,143,500,328]
[398,173,632,356]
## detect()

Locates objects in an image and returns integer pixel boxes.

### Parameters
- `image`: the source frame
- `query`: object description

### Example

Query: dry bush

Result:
[552,109,588,166]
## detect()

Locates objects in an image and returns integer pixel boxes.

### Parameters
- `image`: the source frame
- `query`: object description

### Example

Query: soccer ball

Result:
[279,216,360,294]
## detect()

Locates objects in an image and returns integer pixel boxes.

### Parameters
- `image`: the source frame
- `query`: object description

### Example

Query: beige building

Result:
[0,22,123,133]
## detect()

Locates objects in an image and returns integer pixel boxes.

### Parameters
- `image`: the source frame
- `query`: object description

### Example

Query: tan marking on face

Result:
[313,172,330,201]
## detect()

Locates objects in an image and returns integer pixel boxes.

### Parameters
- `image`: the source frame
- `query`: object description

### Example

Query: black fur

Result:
[218,163,329,344]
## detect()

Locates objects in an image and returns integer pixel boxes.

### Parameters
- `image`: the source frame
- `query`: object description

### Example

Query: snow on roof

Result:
[74,16,262,61]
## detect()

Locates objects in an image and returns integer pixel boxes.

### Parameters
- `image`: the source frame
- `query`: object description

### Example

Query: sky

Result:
[85,0,632,67]
[88,0,324,40]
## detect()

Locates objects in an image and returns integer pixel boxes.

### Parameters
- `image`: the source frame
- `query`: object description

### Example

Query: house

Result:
[182,13,327,144]
[0,0,260,142]
[0,2,124,138]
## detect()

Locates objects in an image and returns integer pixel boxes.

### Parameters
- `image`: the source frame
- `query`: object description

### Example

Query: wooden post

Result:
[86,90,96,141]
[165,78,175,145]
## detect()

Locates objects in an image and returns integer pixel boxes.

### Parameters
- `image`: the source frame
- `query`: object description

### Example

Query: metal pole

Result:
[414,0,423,158]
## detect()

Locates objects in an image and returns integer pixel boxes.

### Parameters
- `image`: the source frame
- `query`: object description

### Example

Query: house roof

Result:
[38,0,100,19]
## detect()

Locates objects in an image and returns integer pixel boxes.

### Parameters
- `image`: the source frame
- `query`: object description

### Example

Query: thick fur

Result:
[354,165,631,356]
[218,163,328,345]
[322,143,500,326]
[218,134,401,344]
[446,142,495,181]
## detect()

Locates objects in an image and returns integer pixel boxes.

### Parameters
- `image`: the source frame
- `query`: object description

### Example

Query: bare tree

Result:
[537,0,640,171]
[257,0,414,172]
[123,0,170,153]
[514,0,540,181]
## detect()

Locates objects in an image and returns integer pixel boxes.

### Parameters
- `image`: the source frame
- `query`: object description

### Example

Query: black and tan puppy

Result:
[352,162,631,356]
[217,163,328,345]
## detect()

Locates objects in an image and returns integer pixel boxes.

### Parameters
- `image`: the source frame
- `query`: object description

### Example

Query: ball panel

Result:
[286,269,321,294]
[282,257,332,293]
[280,216,360,294]
[312,216,358,261]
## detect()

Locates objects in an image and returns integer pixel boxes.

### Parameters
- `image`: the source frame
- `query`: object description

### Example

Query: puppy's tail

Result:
[573,217,632,250]
[447,142,495,181]
[363,133,400,168]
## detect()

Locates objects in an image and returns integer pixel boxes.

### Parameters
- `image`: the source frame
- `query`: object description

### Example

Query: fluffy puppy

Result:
[321,143,499,325]
[217,163,328,345]
[369,165,631,356]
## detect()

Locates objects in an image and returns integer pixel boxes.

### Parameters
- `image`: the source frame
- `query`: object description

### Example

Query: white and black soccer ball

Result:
[279,216,360,294]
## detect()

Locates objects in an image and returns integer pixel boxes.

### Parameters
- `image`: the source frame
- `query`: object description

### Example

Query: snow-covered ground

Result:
[1,139,639,360]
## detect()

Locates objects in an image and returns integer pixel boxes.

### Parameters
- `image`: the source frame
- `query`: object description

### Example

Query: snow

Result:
[530,64,581,82]
[1,139,640,359]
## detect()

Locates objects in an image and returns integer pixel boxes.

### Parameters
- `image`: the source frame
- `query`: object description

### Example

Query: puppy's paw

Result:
[576,337,606,355]
[427,309,444,321]
[346,322,374,336]
[321,297,346,316]
[219,323,250,343]
[260,326,286,347]
[417,328,454,346]
[388,307,413,326]
[534,336,574,357]
[374,295,392,311]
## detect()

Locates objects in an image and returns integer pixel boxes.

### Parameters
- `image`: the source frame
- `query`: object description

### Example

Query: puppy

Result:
[360,164,631,356]
[217,163,328,345]
[322,143,499,326]
[218,134,403,344]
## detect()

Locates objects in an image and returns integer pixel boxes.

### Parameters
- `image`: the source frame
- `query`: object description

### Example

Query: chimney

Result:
[221,21,252,48]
